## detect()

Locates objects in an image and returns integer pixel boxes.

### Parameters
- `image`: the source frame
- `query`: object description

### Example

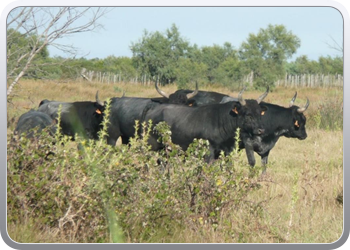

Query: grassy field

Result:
[7,79,343,243]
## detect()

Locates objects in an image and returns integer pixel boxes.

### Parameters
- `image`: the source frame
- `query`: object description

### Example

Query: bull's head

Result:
[155,81,199,106]
[95,90,107,116]
[237,86,269,106]
[95,90,126,114]
[232,87,269,136]
[286,92,309,140]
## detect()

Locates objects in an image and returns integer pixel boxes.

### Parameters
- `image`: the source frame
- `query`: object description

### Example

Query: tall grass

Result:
[7,80,343,243]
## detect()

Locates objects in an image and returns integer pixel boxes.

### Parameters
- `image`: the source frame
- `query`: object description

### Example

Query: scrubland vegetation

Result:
[7,80,343,243]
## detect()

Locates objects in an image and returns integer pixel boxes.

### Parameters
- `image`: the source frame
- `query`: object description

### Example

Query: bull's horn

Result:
[186,81,199,99]
[256,86,269,104]
[289,92,298,107]
[121,90,126,98]
[297,98,310,113]
[155,82,169,99]
[96,91,104,106]
[238,86,247,106]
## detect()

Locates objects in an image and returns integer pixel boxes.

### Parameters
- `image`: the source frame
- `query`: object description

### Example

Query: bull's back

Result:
[15,110,56,137]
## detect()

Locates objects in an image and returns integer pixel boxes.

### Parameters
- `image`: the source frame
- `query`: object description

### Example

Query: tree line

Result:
[7,23,343,90]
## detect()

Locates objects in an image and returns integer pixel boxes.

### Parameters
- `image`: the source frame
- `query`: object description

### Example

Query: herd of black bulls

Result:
[14,83,309,173]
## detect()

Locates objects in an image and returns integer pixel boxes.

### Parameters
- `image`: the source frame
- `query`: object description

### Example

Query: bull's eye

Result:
[261,111,265,116]
[95,109,102,114]
[294,120,299,128]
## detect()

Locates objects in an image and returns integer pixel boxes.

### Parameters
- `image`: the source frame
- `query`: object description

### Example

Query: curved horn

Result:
[238,86,247,106]
[186,81,199,99]
[256,86,269,104]
[155,82,169,99]
[121,90,126,98]
[95,91,104,106]
[297,98,310,113]
[289,92,298,107]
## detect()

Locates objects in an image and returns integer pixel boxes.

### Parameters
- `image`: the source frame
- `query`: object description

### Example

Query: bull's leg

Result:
[121,136,130,145]
[106,137,117,146]
[206,145,216,164]
[245,145,256,167]
[260,151,270,174]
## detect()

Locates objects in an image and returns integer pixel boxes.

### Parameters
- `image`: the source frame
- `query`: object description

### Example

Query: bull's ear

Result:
[187,100,196,107]
[260,105,268,116]
[231,102,241,115]
[294,120,300,127]
[95,109,102,115]
[232,107,239,114]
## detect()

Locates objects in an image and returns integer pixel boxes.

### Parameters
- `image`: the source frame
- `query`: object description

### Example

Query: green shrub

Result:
[7,111,263,242]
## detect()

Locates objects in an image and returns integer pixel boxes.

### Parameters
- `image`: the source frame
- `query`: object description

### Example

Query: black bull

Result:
[37,95,105,140]
[153,85,309,171]
[220,92,309,172]
[14,110,57,138]
[103,83,221,146]
[141,88,269,163]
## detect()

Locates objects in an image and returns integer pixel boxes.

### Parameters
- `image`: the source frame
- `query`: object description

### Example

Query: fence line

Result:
[79,69,343,88]
[79,69,158,86]
[275,74,343,88]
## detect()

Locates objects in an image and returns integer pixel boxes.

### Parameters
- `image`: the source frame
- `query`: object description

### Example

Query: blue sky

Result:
[43,7,343,61]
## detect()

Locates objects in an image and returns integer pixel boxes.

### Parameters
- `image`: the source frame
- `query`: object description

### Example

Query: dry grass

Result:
[250,129,343,243]
[7,79,342,129]
[7,220,69,243]
[7,79,343,243]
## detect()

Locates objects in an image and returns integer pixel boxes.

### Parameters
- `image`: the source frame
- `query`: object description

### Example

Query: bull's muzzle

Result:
[298,134,307,140]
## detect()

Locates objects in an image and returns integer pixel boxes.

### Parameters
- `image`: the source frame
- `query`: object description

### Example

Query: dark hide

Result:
[38,101,104,140]
[14,110,57,138]
[142,100,267,163]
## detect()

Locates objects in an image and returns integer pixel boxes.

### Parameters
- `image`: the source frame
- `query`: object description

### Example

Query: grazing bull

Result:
[141,88,269,163]
[14,110,57,138]
[222,92,309,173]
[37,92,105,140]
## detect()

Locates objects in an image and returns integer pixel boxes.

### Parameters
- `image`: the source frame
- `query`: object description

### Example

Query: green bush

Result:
[7,108,263,242]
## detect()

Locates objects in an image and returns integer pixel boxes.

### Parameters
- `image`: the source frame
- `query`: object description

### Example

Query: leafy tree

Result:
[286,55,343,75]
[239,24,300,89]
[7,29,50,79]
[102,56,137,79]
[191,42,237,83]
[214,57,249,89]
[318,56,343,75]
[285,55,320,75]
[174,58,207,89]
[130,24,190,84]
